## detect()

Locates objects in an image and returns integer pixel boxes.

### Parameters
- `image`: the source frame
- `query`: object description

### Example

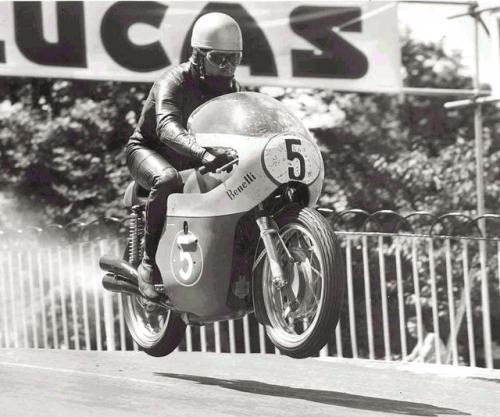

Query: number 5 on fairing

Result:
[286,138,306,181]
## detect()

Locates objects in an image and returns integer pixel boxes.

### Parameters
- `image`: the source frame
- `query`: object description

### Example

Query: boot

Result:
[137,231,160,299]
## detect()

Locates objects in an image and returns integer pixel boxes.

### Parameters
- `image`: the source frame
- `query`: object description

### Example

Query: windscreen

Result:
[187,92,311,139]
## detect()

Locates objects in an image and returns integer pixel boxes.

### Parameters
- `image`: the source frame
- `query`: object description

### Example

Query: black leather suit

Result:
[126,61,241,255]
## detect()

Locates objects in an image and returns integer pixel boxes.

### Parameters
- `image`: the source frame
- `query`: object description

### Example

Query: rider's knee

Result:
[154,169,183,201]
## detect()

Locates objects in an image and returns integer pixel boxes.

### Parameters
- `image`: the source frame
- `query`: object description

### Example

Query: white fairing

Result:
[167,92,325,218]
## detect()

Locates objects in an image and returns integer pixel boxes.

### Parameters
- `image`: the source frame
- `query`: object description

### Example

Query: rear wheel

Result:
[122,242,186,357]
[122,293,186,357]
[254,205,345,358]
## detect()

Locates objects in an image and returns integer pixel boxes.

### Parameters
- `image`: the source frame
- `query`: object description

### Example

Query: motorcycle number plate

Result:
[262,135,322,186]
[170,231,204,286]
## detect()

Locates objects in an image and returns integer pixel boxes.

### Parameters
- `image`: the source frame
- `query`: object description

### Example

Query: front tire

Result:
[254,205,346,359]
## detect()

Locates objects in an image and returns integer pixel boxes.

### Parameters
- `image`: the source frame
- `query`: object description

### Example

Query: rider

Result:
[125,12,244,299]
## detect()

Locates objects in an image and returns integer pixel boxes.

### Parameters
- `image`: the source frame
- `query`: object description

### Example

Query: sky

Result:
[397,0,500,87]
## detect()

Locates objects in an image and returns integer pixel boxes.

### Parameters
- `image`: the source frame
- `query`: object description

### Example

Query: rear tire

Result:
[254,205,345,358]
[122,293,186,357]
[122,242,186,357]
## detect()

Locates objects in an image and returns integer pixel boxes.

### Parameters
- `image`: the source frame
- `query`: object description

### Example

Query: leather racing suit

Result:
[126,60,241,273]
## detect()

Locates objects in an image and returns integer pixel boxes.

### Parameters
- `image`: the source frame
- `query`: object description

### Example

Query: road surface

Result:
[0,349,499,416]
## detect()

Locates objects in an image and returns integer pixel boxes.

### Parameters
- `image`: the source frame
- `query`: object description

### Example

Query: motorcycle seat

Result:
[123,181,149,207]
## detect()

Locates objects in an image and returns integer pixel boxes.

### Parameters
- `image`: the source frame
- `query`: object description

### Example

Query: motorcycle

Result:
[99,91,345,359]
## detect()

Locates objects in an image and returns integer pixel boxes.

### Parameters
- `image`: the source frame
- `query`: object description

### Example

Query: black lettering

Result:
[0,41,4,63]
[180,2,277,76]
[14,2,86,67]
[101,1,169,72]
[290,6,368,79]
[286,139,305,181]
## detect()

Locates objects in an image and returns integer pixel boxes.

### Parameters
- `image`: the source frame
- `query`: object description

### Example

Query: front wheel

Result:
[254,205,346,359]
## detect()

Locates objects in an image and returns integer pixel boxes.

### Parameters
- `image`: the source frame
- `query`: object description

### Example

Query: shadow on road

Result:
[155,372,469,416]
[468,377,500,384]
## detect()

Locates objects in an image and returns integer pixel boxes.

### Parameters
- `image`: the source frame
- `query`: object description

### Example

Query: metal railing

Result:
[0,210,499,368]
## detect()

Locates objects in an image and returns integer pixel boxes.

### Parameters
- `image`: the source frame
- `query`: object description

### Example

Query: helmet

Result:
[191,13,242,52]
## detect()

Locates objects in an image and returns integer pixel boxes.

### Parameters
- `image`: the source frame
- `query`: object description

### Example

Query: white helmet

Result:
[191,12,242,52]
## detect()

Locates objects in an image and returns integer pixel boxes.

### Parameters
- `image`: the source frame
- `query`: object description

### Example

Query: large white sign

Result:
[0,1,401,93]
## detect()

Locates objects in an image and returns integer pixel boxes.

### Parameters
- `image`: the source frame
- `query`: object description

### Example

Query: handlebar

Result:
[199,157,239,175]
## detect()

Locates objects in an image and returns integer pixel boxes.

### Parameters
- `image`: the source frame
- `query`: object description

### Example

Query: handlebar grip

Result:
[198,165,208,175]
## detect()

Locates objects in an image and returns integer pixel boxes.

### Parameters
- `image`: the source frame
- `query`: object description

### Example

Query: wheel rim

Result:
[262,223,325,348]
[124,295,171,347]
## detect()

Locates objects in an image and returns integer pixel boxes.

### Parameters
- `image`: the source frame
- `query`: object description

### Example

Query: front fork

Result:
[255,205,299,318]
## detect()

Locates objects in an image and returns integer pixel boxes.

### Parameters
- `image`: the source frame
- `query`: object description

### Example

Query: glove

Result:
[201,149,235,173]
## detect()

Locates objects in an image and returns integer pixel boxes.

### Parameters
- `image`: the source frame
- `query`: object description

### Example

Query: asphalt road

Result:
[0,349,499,417]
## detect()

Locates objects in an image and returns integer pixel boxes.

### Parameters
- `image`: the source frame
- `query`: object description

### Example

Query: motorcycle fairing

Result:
[156,212,242,317]
[167,132,324,218]
[166,91,326,218]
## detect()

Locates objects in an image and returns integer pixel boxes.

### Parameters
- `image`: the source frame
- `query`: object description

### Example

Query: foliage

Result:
[0,79,149,227]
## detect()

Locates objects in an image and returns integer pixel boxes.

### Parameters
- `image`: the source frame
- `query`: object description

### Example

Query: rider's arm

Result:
[154,74,210,162]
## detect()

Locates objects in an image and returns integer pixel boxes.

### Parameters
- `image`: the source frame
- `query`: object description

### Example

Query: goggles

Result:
[199,49,243,68]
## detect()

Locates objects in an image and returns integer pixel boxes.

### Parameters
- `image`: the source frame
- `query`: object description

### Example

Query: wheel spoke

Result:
[309,264,323,279]
[129,295,170,339]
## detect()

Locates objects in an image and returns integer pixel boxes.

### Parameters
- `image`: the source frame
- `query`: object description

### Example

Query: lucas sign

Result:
[0,1,402,93]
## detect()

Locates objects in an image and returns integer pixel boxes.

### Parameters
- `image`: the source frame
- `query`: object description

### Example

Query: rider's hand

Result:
[202,149,235,173]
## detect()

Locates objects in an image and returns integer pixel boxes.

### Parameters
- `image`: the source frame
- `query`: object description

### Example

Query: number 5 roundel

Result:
[170,231,203,287]
[262,135,322,185]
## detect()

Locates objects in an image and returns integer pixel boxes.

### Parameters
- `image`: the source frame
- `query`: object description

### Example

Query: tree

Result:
[0,80,149,228]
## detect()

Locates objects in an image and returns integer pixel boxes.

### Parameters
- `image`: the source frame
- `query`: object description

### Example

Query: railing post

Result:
[378,235,391,361]
[57,246,70,349]
[346,236,358,359]
[27,251,39,349]
[0,255,10,348]
[395,236,407,359]
[411,239,424,350]
[428,237,442,364]
[362,235,375,360]
[445,238,458,365]
[100,240,115,352]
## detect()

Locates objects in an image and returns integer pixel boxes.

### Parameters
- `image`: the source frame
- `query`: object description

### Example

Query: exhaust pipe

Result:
[99,255,171,307]
[102,272,143,298]
[99,255,139,285]
[99,254,142,297]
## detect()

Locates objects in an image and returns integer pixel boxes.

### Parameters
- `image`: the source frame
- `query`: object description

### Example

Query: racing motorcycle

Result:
[100,92,345,359]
